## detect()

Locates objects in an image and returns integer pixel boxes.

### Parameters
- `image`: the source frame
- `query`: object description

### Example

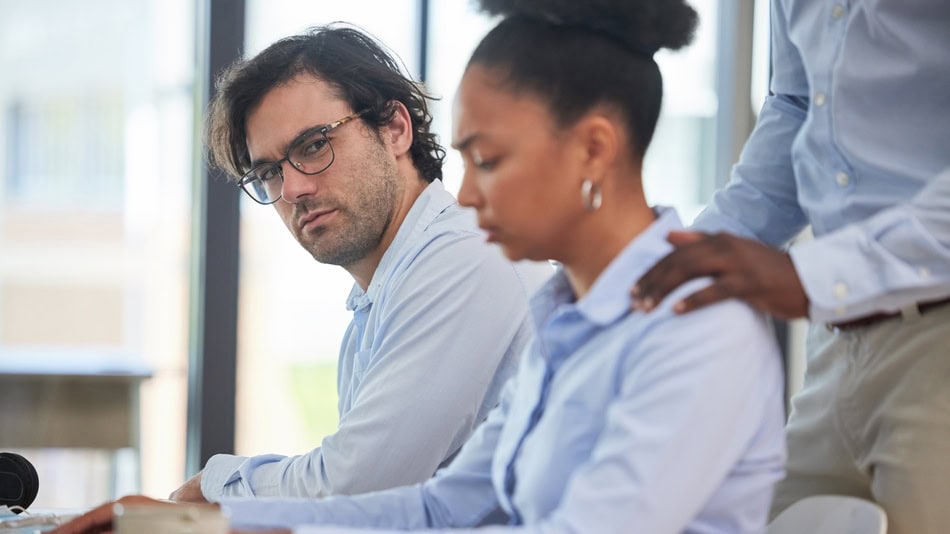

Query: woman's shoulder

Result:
[619,277,781,373]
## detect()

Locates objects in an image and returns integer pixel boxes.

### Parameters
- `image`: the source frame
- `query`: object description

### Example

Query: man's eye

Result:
[301,137,328,156]
[259,166,281,181]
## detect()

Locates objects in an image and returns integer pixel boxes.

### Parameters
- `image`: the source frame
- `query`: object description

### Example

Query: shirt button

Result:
[814,92,827,106]
[920,267,931,279]
[834,283,849,300]
[836,172,850,186]
[832,4,846,19]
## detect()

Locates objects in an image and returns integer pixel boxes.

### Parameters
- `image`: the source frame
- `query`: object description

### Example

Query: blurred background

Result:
[0,0,787,508]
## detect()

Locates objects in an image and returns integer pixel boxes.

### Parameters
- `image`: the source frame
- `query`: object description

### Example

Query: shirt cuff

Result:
[219,498,276,530]
[789,236,862,323]
[201,454,250,502]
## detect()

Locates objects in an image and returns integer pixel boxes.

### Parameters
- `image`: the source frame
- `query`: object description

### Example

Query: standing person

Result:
[166,25,552,502]
[52,1,785,532]
[631,2,950,533]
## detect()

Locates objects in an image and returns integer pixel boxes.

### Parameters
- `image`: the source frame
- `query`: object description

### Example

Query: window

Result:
[645,0,720,220]
[3,94,124,208]
[0,0,195,506]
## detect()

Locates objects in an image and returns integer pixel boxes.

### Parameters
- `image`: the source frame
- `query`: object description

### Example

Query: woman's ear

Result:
[379,100,414,157]
[573,113,620,181]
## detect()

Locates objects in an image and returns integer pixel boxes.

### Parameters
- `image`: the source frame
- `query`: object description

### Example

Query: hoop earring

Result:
[581,178,602,212]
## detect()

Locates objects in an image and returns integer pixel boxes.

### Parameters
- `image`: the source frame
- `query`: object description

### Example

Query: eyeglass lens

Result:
[242,130,335,204]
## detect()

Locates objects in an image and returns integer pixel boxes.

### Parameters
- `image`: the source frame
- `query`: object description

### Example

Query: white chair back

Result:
[767,495,887,534]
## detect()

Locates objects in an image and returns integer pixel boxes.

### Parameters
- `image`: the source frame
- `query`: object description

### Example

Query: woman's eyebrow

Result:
[452,132,482,151]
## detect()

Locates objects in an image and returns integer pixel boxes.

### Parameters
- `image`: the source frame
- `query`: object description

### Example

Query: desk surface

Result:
[0,347,151,379]
[0,507,84,532]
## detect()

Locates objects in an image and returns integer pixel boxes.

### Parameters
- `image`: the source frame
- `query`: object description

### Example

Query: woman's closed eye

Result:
[472,149,499,171]
[474,159,498,171]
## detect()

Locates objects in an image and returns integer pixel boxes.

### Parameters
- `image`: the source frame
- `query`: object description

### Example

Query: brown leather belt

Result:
[828,296,950,331]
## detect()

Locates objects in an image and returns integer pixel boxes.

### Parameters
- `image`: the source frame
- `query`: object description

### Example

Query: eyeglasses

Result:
[238,110,367,205]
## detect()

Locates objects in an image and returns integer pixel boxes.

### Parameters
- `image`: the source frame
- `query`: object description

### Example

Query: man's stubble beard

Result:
[296,150,402,268]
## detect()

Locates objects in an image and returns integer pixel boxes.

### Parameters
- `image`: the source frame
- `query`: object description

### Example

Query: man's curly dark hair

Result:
[206,24,445,183]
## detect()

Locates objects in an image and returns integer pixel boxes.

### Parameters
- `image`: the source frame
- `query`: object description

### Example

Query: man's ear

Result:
[379,100,414,157]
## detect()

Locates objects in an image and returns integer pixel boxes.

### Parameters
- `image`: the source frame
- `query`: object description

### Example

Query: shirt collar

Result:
[530,207,683,328]
[346,180,456,311]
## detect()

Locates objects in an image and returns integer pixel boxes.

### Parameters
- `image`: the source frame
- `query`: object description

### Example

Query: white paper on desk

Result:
[0,507,81,532]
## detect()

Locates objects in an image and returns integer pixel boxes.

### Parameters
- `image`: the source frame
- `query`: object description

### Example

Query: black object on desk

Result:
[0,452,38,512]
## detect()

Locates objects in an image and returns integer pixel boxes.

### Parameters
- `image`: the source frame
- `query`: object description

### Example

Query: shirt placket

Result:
[817,1,860,311]
[812,1,854,231]
[502,363,554,526]
[501,308,588,524]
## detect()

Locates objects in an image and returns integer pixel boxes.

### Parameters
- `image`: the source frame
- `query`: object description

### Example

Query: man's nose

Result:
[279,161,319,203]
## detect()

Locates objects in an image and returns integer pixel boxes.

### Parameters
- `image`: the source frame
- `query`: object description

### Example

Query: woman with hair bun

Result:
[80,2,787,533]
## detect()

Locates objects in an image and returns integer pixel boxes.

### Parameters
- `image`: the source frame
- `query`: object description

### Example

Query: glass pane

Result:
[751,0,772,113]
[236,0,420,459]
[0,0,194,508]
[425,3,498,194]
[246,2,420,75]
[643,0,719,221]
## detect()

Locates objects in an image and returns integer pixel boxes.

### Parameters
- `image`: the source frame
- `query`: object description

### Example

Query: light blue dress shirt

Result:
[222,208,787,533]
[201,181,553,500]
[694,0,950,322]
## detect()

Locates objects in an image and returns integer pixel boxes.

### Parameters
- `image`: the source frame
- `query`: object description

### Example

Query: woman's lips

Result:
[480,225,500,242]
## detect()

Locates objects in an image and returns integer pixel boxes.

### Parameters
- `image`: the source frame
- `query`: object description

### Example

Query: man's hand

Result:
[50,495,169,534]
[631,231,809,320]
[169,470,208,503]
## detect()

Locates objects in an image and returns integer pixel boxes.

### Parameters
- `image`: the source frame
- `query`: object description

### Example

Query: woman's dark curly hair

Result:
[471,0,698,160]
[207,24,444,183]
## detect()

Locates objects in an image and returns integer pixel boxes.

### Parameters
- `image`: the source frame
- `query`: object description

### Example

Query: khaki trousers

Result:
[770,302,950,534]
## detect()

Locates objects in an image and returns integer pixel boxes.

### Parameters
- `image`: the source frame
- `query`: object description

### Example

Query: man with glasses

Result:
[169,25,550,502]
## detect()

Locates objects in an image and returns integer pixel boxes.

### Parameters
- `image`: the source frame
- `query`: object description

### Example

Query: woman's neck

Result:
[562,188,655,300]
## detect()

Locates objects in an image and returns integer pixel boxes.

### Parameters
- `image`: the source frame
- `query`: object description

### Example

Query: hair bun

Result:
[477,0,698,54]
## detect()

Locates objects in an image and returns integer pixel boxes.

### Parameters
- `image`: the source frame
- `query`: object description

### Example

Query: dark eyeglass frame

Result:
[238,109,368,205]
